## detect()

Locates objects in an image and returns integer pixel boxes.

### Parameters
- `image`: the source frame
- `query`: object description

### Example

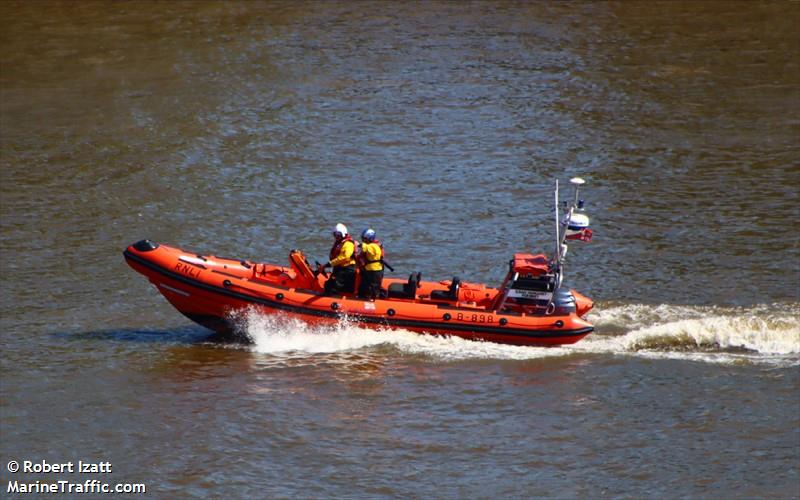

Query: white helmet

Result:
[333,223,348,237]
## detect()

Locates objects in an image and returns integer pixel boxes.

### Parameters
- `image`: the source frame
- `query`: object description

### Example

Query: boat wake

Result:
[231,303,799,367]
[577,303,799,366]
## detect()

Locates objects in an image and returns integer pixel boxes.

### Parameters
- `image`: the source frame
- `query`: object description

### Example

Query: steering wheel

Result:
[314,260,329,279]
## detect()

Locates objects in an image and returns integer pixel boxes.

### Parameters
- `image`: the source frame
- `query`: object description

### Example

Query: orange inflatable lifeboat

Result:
[123,178,595,346]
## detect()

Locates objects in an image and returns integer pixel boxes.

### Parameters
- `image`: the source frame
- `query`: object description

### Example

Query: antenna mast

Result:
[552,177,586,289]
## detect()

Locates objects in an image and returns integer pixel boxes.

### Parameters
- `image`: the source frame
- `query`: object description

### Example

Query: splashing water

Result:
[229,303,799,366]
[576,303,800,366]
[229,307,573,361]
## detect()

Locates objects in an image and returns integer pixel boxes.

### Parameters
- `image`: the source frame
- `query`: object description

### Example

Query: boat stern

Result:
[571,289,594,317]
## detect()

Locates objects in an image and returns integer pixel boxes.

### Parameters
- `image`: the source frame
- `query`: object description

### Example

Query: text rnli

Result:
[174,261,202,279]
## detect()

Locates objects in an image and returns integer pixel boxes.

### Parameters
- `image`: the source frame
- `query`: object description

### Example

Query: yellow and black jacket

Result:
[329,237,356,268]
[360,240,384,272]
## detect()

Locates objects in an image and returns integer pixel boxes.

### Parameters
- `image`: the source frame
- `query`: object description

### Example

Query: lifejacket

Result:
[329,235,356,268]
[358,239,385,272]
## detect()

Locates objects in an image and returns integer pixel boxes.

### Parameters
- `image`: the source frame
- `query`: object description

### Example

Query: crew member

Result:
[322,223,356,295]
[357,228,385,300]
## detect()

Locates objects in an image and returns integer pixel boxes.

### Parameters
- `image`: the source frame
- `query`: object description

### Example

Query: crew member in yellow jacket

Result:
[357,228,385,300]
[323,223,356,295]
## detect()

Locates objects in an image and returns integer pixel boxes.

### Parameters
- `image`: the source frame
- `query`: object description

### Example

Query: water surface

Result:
[1,1,798,498]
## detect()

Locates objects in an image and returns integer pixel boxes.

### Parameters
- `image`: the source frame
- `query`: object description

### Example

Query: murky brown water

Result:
[2,1,798,497]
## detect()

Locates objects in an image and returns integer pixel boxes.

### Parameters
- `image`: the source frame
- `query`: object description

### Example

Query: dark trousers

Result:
[358,270,384,299]
[325,265,356,295]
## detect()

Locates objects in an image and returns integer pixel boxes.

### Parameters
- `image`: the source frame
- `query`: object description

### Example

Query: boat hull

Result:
[123,241,593,347]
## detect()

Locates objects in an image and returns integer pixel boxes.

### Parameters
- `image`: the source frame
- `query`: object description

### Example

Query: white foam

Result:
[231,303,800,366]
[232,308,572,361]
[587,303,799,353]
[570,303,800,366]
